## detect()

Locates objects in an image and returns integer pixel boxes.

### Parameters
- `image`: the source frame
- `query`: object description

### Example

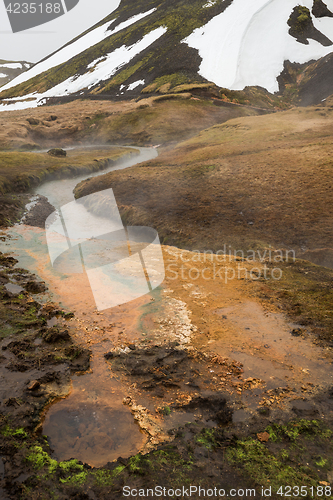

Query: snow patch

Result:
[0,63,22,70]
[0,8,157,93]
[0,74,8,78]
[203,0,217,7]
[127,80,145,90]
[183,0,333,93]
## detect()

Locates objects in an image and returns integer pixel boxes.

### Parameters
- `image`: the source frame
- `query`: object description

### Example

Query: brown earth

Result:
[0,96,260,151]
[73,101,333,262]
[1,240,333,499]
[2,95,333,497]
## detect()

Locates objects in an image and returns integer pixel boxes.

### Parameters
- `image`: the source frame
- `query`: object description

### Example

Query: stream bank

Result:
[1,145,333,498]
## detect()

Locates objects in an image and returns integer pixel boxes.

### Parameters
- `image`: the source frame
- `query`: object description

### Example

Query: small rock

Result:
[128,344,136,350]
[25,280,46,294]
[27,380,40,391]
[63,311,74,319]
[26,117,39,126]
[47,148,66,157]
[291,328,303,337]
[42,327,70,343]
[257,431,270,442]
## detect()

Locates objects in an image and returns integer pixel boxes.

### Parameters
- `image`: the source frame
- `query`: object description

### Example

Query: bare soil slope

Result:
[0,96,258,150]
[74,101,333,262]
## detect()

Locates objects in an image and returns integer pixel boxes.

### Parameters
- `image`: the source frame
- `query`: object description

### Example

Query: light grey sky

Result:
[0,0,120,63]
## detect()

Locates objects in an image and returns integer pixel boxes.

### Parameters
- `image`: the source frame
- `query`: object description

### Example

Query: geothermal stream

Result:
[0,146,160,466]
[1,145,333,466]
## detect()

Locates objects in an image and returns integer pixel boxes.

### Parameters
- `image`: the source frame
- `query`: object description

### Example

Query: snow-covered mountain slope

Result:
[184,0,333,92]
[0,60,32,88]
[1,0,333,111]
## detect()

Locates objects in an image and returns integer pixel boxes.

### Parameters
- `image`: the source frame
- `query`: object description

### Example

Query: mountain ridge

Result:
[1,0,333,110]
[0,59,32,88]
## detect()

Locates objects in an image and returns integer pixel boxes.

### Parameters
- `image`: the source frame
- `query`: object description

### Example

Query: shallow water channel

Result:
[2,144,333,467]
[0,146,160,466]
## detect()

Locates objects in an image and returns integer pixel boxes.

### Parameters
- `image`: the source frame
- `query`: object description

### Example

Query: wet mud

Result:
[1,147,333,498]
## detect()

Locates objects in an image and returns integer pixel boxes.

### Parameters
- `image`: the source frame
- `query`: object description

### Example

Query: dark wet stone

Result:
[177,395,232,425]
[258,407,270,416]
[47,148,66,157]
[24,280,47,294]
[22,195,55,229]
[38,371,63,384]
[291,328,303,337]
[13,473,31,484]
[63,311,74,319]
[27,380,40,391]
[26,117,39,126]
[292,400,319,417]
[104,352,115,360]
[42,327,70,343]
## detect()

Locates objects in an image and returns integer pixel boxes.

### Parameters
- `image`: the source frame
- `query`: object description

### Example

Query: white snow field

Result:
[183,0,333,92]
[0,63,23,70]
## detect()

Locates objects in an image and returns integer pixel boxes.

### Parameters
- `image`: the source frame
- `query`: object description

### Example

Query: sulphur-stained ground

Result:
[1,95,333,498]
[1,233,333,498]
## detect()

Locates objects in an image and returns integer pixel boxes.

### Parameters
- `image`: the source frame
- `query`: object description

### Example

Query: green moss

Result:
[1,425,28,439]
[128,454,143,473]
[92,466,125,486]
[58,459,84,472]
[26,446,52,471]
[195,428,217,450]
[288,6,312,36]
[227,420,333,491]
[59,471,88,485]
[92,470,114,487]
[142,73,194,94]
[264,261,333,343]
[314,456,329,468]
[266,420,330,443]
[226,438,316,490]
[160,405,171,415]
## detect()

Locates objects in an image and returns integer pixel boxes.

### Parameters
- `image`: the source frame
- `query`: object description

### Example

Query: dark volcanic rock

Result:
[42,327,71,343]
[288,5,333,45]
[312,0,333,17]
[22,195,55,229]
[24,280,47,294]
[47,148,67,157]
[26,117,39,126]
